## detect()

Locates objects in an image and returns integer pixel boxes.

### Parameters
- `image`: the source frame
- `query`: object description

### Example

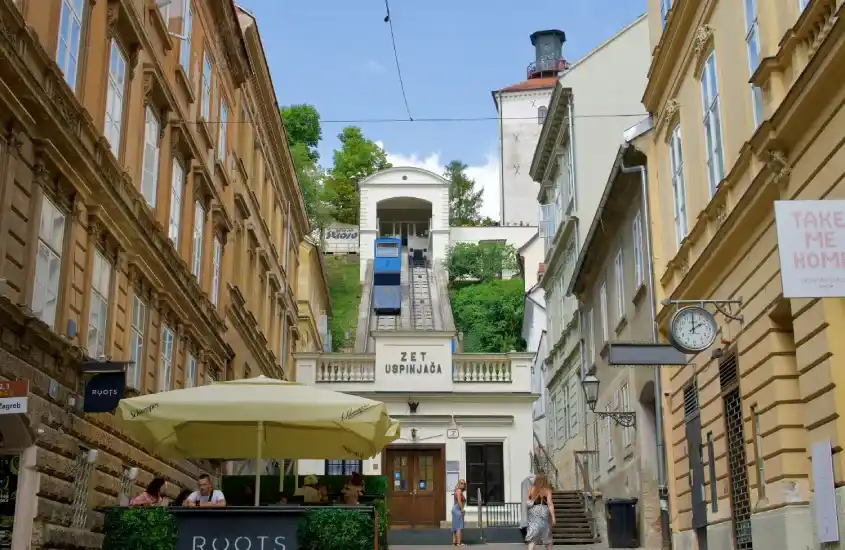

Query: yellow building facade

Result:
[295,236,332,372]
[0,0,317,546]
[642,0,845,549]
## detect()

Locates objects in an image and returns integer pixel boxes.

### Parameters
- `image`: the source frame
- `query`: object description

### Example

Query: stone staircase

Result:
[552,490,599,546]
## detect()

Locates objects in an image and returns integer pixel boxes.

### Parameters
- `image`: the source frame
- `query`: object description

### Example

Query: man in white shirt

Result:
[294,475,322,503]
[185,474,227,507]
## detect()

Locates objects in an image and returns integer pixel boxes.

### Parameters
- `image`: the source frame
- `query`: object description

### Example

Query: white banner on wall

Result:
[774,200,845,298]
[319,223,359,254]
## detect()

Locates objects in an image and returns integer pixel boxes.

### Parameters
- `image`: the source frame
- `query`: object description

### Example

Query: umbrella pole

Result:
[254,421,263,506]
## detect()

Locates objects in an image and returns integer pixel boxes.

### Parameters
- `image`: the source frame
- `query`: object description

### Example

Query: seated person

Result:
[185,473,226,508]
[342,472,365,505]
[294,475,322,503]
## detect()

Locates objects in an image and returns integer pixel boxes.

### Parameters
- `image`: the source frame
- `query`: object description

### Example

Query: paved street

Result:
[390,545,610,549]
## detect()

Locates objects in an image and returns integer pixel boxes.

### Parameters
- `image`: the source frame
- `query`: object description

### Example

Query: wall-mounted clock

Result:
[669,306,718,354]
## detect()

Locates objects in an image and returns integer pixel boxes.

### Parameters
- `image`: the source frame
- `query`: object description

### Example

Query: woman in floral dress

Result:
[525,474,555,550]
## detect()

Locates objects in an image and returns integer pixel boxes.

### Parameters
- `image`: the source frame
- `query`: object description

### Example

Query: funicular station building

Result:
[295,167,537,528]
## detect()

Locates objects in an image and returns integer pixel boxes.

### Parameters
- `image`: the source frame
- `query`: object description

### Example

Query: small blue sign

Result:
[394,472,401,479]
[419,481,426,489]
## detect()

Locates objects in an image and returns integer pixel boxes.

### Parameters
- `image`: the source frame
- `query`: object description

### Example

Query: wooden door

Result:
[386,448,442,528]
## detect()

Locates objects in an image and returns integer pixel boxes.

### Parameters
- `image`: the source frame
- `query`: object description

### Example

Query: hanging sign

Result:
[84,371,126,413]
[446,429,459,439]
[0,381,28,416]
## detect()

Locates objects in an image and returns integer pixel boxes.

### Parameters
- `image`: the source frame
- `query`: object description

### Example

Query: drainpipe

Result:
[567,97,577,210]
[619,162,671,549]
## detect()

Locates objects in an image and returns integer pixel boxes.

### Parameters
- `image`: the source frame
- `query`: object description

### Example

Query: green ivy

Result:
[297,507,374,550]
[103,507,178,550]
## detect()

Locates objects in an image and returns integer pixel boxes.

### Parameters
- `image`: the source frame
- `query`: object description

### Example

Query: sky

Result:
[236,0,647,219]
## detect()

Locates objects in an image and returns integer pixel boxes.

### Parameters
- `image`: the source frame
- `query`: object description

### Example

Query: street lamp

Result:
[580,374,637,428]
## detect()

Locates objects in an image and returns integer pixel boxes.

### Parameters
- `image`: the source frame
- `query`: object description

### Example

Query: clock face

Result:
[670,306,717,353]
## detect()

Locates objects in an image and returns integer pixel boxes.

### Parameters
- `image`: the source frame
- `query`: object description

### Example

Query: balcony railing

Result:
[527,58,569,79]
[453,355,512,382]
[315,355,376,382]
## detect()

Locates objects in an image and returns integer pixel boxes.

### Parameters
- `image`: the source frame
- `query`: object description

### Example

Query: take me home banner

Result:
[775,200,845,299]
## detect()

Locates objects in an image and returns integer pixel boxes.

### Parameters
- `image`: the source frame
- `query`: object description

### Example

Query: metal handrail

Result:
[574,450,598,540]
[532,432,560,489]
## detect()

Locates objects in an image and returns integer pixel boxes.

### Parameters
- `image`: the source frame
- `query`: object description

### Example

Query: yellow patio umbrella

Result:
[116,376,400,505]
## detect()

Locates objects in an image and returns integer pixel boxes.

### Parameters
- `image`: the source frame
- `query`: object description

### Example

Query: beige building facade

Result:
[642,0,845,549]
[569,144,662,549]
[0,0,315,546]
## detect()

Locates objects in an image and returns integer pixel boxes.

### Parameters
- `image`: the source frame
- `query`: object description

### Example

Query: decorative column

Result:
[79,209,104,356]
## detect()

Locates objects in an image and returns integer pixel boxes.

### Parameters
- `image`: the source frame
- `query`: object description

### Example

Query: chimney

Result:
[528,30,567,79]
[537,263,545,284]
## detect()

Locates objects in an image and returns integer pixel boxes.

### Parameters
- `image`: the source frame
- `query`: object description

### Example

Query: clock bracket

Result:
[662,298,744,324]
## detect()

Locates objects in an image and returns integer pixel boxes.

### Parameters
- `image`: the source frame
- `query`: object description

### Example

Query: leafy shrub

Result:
[297,507,373,550]
[103,507,178,550]
[451,278,526,353]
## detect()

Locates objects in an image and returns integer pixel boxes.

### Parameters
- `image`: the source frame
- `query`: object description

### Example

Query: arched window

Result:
[538,106,548,124]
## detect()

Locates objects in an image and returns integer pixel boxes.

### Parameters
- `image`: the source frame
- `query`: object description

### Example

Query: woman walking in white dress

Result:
[525,474,555,550]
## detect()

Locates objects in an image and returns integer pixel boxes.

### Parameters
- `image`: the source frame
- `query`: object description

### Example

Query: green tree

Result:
[451,278,526,353]
[290,142,332,233]
[445,160,484,226]
[324,127,391,225]
[281,104,322,161]
[445,242,518,282]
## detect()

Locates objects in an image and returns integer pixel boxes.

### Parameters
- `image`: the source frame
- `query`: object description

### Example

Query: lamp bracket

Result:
[591,410,637,428]
[661,298,744,323]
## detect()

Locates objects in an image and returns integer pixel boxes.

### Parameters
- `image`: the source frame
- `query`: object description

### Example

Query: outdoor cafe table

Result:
[168,505,378,550]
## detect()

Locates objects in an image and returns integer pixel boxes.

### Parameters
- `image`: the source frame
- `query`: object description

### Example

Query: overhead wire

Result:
[182,113,650,125]
[383,0,413,121]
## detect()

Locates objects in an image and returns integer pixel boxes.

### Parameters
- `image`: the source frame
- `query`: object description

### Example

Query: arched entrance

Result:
[376,197,433,251]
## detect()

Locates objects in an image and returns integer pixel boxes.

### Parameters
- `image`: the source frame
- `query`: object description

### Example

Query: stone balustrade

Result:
[314,355,376,382]
[452,354,513,382]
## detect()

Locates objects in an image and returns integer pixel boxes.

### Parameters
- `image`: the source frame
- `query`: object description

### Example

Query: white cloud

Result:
[364,59,386,73]
[376,142,501,220]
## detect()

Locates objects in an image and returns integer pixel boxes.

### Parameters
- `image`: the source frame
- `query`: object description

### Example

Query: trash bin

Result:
[605,497,638,548]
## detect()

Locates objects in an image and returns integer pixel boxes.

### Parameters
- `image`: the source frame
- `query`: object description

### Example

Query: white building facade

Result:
[528,15,651,488]
[295,331,535,525]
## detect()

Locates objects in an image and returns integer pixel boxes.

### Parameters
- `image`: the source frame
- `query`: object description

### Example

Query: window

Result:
[466,443,504,504]
[218,102,227,161]
[56,0,84,90]
[568,374,579,437]
[185,353,197,388]
[192,202,204,277]
[141,107,160,208]
[32,198,66,329]
[169,159,184,244]
[87,250,111,358]
[632,212,644,288]
[614,249,625,320]
[128,294,146,389]
[201,54,212,120]
[669,124,688,247]
[538,106,548,124]
[621,383,632,447]
[159,325,174,391]
[599,282,608,344]
[586,310,595,361]
[325,460,362,476]
[605,403,613,461]
[211,237,222,306]
[744,0,763,128]
[701,53,725,196]
[283,201,291,273]
[660,0,672,24]
[104,40,128,154]
[179,0,193,75]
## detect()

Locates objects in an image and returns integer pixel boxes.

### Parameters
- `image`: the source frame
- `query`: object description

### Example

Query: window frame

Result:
[211,236,222,306]
[87,250,112,359]
[201,53,212,120]
[632,212,644,287]
[141,106,161,208]
[743,0,763,128]
[218,101,228,161]
[128,293,146,389]
[324,460,362,476]
[159,325,175,391]
[586,309,595,362]
[191,201,204,278]
[169,158,184,244]
[605,403,613,461]
[179,0,193,76]
[700,52,725,196]
[32,197,67,329]
[465,442,505,504]
[185,352,197,388]
[668,124,688,248]
[598,281,609,344]
[614,249,625,321]
[104,39,129,155]
[621,383,632,447]
[537,105,548,124]
[56,0,85,91]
